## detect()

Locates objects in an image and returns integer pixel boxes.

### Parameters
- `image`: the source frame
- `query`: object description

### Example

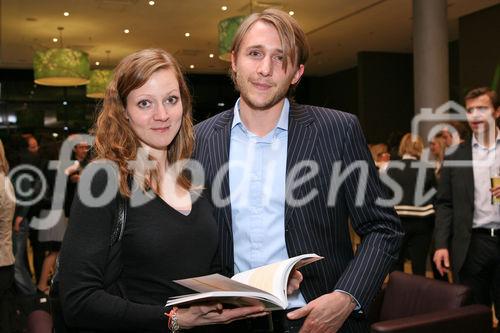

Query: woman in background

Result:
[387,133,436,276]
[0,139,16,333]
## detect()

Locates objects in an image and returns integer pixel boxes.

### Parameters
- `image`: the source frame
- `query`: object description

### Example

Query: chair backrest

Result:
[379,271,472,321]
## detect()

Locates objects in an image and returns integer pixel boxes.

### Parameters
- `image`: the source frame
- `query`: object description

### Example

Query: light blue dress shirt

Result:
[229,98,307,308]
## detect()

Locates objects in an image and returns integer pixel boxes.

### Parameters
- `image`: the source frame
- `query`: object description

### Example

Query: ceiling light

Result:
[189,65,195,69]
[124,29,130,34]
[63,126,69,131]
[52,133,59,138]
[33,27,90,86]
[87,69,113,99]
[95,61,100,66]
[62,101,68,106]
[221,5,228,11]
[289,11,295,16]
[209,53,214,58]
[218,102,225,107]
[218,16,245,61]
[149,0,155,5]
[63,12,70,17]
[52,38,58,43]
[184,32,190,37]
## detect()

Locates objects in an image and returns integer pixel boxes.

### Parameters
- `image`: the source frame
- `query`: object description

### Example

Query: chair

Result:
[369,271,492,333]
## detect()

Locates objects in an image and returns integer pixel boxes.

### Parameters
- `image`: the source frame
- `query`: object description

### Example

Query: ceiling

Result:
[1,0,498,77]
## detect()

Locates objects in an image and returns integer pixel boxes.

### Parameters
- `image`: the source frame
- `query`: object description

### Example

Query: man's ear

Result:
[494,106,500,120]
[291,64,305,85]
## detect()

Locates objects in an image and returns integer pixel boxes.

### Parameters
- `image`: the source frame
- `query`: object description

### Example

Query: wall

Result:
[459,4,500,95]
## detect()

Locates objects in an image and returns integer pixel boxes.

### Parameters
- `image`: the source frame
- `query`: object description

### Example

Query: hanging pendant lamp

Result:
[33,27,90,86]
[218,16,246,61]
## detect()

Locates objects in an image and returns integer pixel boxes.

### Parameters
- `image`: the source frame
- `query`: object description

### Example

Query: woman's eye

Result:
[137,100,152,108]
[166,96,179,104]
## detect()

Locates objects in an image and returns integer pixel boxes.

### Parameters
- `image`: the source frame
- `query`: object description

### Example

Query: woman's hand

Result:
[287,269,303,295]
[176,303,267,329]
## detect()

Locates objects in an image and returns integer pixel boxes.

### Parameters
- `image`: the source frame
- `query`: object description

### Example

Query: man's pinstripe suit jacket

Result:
[193,103,403,330]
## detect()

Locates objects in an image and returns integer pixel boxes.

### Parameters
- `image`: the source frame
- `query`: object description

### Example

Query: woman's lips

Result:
[152,126,169,133]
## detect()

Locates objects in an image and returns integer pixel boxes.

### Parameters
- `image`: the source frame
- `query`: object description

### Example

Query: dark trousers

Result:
[394,217,433,276]
[220,310,305,333]
[459,232,500,320]
[0,265,14,333]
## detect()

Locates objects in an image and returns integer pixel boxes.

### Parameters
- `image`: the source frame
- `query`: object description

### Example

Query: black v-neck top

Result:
[59,167,220,332]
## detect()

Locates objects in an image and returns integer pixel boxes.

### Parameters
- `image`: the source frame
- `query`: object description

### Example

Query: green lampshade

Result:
[33,48,90,86]
[86,69,113,99]
[218,16,246,61]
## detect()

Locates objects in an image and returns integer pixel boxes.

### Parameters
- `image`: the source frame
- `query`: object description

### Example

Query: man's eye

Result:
[273,55,284,62]
[137,100,152,108]
[249,50,261,57]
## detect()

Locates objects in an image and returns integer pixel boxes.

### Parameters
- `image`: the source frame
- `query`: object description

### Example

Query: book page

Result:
[174,274,271,294]
[231,254,323,306]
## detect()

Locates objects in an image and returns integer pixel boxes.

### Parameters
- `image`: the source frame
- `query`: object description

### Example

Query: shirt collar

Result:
[231,98,290,132]
[471,128,500,150]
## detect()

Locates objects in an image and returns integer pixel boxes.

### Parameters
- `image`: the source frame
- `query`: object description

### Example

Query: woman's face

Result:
[126,68,183,153]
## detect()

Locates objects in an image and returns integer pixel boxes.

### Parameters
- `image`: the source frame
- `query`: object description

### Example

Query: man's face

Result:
[27,138,39,154]
[465,94,500,136]
[441,129,453,147]
[231,21,304,112]
[74,143,89,160]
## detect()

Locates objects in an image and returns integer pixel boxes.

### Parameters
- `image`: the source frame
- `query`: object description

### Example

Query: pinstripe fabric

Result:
[193,103,403,332]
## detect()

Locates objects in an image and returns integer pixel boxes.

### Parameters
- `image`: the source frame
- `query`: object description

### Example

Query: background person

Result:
[387,133,436,276]
[0,139,16,332]
[434,87,500,321]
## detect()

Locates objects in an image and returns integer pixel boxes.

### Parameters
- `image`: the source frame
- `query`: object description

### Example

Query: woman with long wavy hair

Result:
[58,49,266,332]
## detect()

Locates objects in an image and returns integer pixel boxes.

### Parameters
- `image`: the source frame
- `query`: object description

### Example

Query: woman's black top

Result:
[59,168,220,332]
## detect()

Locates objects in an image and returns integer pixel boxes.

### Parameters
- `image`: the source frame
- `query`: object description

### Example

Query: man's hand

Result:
[287,269,303,295]
[287,291,356,333]
[14,216,23,233]
[490,186,500,199]
[433,248,450,276]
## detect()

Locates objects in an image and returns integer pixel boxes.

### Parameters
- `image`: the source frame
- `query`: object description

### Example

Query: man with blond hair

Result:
[194,8,402,332]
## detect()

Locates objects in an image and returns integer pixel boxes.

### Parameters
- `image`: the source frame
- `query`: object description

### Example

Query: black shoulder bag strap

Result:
[50,194,128,333]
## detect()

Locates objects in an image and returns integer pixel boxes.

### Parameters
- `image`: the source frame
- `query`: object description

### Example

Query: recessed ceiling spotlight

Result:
[63,12,70,17]
[189,65,195,69]
[95,61,100,66]
[209,53,214,58]
[124,29,130,34]
[184,32,190,37]
[149,0,155,5]
[62,101,68,106]
[52,37,58,43]
[288,11,295,16]
[221,5,228,11]
[52,133,59,138]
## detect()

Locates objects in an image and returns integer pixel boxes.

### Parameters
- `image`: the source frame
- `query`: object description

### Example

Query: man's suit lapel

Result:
[210,110,234,232]
[463,142,474,206]
[285,104,318,226]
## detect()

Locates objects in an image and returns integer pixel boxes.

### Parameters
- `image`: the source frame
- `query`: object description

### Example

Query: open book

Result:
[166,253,323,310]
